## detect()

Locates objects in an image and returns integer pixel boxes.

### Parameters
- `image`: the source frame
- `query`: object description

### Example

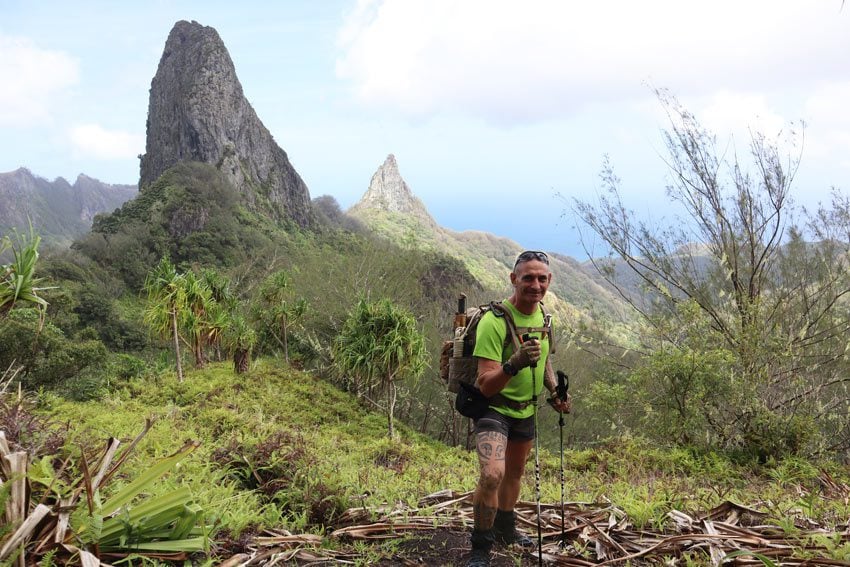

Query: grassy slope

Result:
[45,360,477,536]
[42,359,850,562]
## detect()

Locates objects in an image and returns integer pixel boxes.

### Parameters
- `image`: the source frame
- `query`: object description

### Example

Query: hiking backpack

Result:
[440,298,553,393]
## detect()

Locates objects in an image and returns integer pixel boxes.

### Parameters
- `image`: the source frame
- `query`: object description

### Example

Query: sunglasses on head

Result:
[514,250,549,267]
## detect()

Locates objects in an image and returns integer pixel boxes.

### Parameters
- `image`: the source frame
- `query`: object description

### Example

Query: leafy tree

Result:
[181,271,214,369]
[224,314,256,374]
[574,90,850,458]
[1,226,52,328]
[201,268,236,361]
[255,270,307,363]
[143,257,187,382]
[333,298,428,438]
[71,285,147,350]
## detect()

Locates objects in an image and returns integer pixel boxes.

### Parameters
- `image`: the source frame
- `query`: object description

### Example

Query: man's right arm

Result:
[476,358,513,397]
[476,342,542,397]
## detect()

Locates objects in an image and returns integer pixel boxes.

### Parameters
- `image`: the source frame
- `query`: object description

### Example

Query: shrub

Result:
[0,309,108,393]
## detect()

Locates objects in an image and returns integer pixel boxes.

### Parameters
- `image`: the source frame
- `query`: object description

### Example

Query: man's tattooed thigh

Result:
[477,431,506,461]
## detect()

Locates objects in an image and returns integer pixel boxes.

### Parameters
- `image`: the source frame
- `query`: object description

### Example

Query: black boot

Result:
[493,509,535,549]
[466,529,493,566]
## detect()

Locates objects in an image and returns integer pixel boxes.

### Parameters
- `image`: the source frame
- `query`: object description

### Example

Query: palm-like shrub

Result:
[143,257,187,382]
[333,298,428,438]
[181,271,214,369]
[0,226,52,328]
[255,270,308,363]
[224,314,256,374]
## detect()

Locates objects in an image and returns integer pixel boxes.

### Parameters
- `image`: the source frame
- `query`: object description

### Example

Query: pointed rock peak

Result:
[352,154,435,225]
[139,20,312,227]
[3,167,34,180]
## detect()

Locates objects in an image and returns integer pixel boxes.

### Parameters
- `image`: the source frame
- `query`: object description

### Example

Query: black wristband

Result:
[502,361,518,376]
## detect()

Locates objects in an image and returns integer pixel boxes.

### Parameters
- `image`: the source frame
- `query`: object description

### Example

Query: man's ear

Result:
[510,271,517,286]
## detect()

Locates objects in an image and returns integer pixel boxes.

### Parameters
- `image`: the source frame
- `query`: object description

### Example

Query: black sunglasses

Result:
[514,250,549,267]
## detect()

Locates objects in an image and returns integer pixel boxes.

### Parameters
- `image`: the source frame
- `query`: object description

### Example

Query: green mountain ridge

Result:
[347,155,632,328]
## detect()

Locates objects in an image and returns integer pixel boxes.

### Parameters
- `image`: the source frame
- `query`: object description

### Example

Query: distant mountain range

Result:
[0,168,136,246]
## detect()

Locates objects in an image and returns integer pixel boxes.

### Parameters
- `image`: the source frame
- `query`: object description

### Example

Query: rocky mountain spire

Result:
[350,154,435,226]
[139,20,312,227]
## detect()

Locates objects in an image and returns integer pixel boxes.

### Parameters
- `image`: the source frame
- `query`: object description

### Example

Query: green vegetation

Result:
[0,224,52,325]
[333,298,428,438]
[47,362,476,535]
[76,162,277,289]
[2,362,849,564]
[574,90,850,460]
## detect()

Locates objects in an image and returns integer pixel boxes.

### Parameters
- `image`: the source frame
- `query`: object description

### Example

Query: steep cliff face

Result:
[349,154,436,228]
[139,20,312,227]
[73,174,137,224]
[0,168,136,245]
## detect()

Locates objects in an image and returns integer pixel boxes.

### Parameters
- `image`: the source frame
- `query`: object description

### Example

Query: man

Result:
[466,250,571,567]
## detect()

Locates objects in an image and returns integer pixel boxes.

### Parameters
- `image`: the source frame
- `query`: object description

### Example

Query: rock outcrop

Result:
[139,20,312,227]
[349,154,436,227]
[0,168,136,244]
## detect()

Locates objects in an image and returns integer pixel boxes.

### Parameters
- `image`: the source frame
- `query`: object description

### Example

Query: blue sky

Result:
[2,1,849,257]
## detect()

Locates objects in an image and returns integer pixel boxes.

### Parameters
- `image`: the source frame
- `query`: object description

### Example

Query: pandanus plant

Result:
[0,225,53,329]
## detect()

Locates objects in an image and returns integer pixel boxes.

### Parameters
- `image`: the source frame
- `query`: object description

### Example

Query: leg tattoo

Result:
[477,431,506,462]
[474,501,498,531]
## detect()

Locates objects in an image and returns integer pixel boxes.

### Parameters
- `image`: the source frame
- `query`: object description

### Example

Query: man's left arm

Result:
[545,357,571,413]
[544,358,557,394]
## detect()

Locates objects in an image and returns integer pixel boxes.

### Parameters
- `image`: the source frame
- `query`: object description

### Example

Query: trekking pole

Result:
[522,334,544,567]
[556,370,569,549]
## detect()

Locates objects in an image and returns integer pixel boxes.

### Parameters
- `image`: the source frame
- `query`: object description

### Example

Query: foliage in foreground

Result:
[1,225,52,326]
[0,368,209,566]
[8,360,842,564]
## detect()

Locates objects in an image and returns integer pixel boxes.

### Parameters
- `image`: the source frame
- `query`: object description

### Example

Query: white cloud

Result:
[0,35,79,126]
[802,82,850,168]
[336,0,848,125]
[698,91,788,140]
[69,124,144,160]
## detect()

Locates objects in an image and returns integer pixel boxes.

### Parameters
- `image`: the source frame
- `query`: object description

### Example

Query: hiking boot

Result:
[467,529,494,566]
[465,547,491,567]
[493,509,535,549]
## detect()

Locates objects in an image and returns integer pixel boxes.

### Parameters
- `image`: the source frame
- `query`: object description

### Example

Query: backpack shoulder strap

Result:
[511,302,556,353]
[489,301,521,352]
[540,301,555,354]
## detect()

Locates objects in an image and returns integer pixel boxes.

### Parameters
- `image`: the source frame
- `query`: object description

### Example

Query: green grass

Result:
[35,358,850,562]
[43,359,477,538]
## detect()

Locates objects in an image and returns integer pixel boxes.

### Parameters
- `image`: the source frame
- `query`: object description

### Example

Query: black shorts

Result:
[474,407,535,442]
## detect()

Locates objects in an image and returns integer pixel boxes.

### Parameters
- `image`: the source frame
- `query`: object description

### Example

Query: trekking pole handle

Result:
[547,370,570,410]
[556,370,569,400]
[521,333,537,369]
